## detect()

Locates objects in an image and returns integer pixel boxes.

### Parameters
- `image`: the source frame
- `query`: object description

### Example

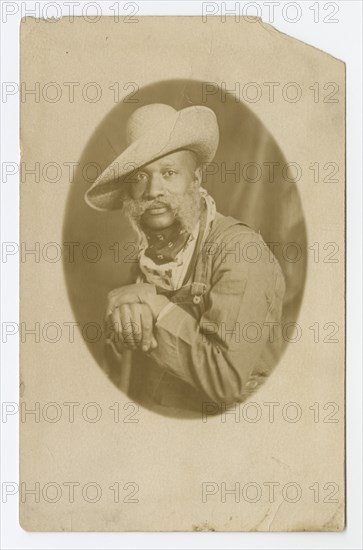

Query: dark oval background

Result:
[62,79,307,415]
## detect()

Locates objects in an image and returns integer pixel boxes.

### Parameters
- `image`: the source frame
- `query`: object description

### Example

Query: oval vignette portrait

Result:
[62,79,307,420]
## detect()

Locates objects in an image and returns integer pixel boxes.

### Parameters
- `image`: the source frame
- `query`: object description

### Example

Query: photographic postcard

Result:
[16,15,345,531]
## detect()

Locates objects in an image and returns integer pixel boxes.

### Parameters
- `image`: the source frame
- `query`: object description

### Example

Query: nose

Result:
[144,173,164,200]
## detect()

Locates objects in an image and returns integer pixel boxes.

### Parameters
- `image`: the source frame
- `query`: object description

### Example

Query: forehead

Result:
[140,150,196,171]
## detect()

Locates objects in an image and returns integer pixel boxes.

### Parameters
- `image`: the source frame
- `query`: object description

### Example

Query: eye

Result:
[135,172,148,182]
[164,169,177,177]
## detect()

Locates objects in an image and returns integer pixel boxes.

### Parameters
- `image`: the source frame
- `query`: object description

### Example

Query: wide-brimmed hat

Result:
[84,103,219,211]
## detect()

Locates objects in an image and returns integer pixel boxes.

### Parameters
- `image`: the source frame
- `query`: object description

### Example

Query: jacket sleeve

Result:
[148,228,286,404]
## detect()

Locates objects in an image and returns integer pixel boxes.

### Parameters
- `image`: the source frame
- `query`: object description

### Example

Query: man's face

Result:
[123,150,202,231]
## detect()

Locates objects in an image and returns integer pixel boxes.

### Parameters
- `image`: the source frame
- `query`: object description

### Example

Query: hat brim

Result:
[84,106,219,211]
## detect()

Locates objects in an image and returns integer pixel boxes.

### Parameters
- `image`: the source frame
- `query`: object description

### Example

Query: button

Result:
[193,295,201,304]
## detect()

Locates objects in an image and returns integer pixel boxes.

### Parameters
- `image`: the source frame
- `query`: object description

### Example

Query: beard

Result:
[122,182,201,234]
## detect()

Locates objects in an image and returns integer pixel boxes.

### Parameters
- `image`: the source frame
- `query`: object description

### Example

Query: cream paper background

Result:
[20,17,345,531]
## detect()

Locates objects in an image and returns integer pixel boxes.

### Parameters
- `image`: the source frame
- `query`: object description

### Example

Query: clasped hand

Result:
[105,283,169,353]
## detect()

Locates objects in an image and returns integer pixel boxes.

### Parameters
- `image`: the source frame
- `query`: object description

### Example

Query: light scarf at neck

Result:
[136,187,216,291]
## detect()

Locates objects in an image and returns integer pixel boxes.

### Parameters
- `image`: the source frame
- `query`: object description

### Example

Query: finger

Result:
[106,293,130,319]
[110,307,123,343]
[129,304,143,346]
[150,335,158,349]
[106,294,116,319]
[120,304,138,350]
[140,305,153,351]
[104,313,113,339]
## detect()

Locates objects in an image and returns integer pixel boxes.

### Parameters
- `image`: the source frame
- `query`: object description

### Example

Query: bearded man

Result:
[85,103,286,416]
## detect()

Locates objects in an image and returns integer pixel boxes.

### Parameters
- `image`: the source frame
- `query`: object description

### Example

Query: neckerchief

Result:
[141,219,190,265]
[136,187,216,291]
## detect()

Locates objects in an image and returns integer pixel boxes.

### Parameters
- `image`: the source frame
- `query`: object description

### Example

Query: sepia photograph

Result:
[1,1,360,544]
[65,81,307,417]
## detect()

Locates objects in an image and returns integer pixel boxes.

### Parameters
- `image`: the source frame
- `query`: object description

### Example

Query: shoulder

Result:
[206,212,270,259]
[205,212,285,293]
[207,212,261,243]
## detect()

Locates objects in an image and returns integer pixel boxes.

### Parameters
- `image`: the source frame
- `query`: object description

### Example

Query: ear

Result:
[193,165,202,186]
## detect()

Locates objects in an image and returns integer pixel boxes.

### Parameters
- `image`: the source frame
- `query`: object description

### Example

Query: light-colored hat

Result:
[84,103,219,211]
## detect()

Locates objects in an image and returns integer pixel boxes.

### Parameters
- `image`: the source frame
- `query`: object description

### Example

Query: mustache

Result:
[121,183,202,233]
[141,198,173,213]
[123,194,183,218]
